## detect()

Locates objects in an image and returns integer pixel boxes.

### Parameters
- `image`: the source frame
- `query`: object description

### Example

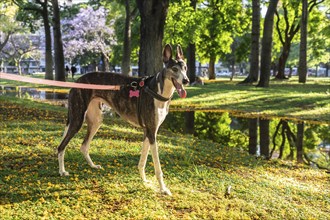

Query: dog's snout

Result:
[182,78,189,85]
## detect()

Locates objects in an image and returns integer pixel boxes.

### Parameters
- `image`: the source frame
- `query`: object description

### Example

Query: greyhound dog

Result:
[57,44,189,195]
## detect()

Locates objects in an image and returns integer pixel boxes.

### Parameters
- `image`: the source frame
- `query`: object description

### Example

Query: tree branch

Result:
[275,10,285,45]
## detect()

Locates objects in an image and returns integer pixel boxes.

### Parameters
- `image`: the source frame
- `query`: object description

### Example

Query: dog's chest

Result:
[155,101,170,127]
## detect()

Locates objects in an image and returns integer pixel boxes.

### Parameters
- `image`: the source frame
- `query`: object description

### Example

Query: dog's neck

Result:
[156,70,175,100]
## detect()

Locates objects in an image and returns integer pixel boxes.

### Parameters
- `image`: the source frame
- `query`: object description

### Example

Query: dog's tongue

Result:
[173,80,187,98]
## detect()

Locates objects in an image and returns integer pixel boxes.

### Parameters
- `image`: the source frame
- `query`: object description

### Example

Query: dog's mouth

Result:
[172,78,187,98]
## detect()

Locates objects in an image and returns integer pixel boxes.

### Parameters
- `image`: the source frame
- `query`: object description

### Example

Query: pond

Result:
[1,86,329,170]
[164,111,329,170]
[0,86,68,106]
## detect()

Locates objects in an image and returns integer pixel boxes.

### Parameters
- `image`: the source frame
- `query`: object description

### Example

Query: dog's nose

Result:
[182,78,190,85]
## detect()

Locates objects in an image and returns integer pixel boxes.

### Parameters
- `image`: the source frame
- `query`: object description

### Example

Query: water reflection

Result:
[164,111,330,170]
[0,86,68,100]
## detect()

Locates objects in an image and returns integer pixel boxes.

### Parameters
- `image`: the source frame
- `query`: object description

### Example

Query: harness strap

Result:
[134,77,171,128]
[144,86,172,102]
[137,94,144,127]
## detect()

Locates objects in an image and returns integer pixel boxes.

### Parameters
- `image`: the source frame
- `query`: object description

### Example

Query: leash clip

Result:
[130,81,138,90]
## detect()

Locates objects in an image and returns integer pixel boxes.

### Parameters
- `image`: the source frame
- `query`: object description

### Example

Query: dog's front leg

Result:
[150,141,172,196]
[138,138,150,182]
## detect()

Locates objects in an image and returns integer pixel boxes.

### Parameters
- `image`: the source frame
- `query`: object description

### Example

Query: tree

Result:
[136,0,169,76]
[187,0,197,84]
[270,119,297,159]
[40,0,53,80]
[273,0,326,80]
[257,0,279,87]
[197,0,249,80]
[274,1,301,79]
[0,2,21,52]
[259,118,270,158]
[248,118,258,155]
[305,3,329,77]
[296,122,304,163]
[240,0,260,84]
[13,0,54,79]
[62,6,115,72]
[164,0,201,82]
[1,34,40,75]
[298,0,308,83]
[52,0,65,81]
[184,111,195,135]
[121,0,138,75]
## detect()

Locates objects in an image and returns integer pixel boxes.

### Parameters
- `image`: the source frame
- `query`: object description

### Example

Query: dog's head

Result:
[162,44,189,98]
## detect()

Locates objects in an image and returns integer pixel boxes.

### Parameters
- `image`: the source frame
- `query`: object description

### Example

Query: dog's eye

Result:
[172,67,179,72]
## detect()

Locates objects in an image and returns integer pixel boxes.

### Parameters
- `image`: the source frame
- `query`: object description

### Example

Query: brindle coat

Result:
[57,44,189,195]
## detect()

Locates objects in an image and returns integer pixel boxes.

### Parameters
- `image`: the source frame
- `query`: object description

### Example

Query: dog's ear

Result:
[163,44,172,63]
[176,45,184,60]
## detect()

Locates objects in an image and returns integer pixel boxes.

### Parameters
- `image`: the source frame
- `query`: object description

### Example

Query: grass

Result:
[1,74,330,123]
[1,97,329,219]
[171,76,330,123]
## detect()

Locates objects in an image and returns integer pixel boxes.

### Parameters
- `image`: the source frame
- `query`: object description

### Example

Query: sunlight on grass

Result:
[1,97,329,219]
[1,76,329,218]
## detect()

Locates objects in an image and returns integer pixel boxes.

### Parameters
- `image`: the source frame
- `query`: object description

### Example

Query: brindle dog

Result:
[57,44,189,195]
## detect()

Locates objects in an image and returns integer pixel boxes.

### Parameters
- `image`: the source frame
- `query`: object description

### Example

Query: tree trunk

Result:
[136,0,169,76]
[184,111,195,135]
[296,122,304,163]
[0,34,10,52]
[248,118,258,155]
[101,54,110,71]
[230,62,235,81]
[275,43,291,79]
[259,118,270,158]
[257,0,279,87]
[288,66,293,78]
[240,0,260,84]
[52,0,66,81]
[298,0,308,83]
[42,0,53,80]
[121,0,133,76]
[16,58,22,75]
[187,43,196,84]
[208,55,216,80]
[187,0,197,84]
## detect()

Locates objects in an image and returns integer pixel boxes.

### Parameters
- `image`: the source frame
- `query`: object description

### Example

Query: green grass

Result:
[171,76,330,123]
[1,75,329,123]
[1,97,329,219]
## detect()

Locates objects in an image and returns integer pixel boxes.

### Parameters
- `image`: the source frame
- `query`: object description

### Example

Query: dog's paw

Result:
[91,164,102,169]
[161,188,172,196]
[143,179,151,184]
[60,171,70,176]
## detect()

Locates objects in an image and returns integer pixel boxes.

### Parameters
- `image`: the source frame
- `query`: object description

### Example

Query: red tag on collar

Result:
[139,81,145,87]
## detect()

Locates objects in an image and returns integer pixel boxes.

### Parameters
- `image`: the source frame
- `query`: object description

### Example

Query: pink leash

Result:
[0,72,121,90]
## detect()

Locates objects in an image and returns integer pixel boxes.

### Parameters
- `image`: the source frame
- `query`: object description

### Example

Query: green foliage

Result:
[0,2,24,38]
[100,0,140,66]
[164,0,251,64]
[164,0,202,47]
[195,112,231,145]
[307,8,330,67]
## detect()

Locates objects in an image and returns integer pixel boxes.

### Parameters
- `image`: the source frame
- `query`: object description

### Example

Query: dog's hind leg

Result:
[58,91,87,176]
[80,99,103,169]
[58,116,85,176]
